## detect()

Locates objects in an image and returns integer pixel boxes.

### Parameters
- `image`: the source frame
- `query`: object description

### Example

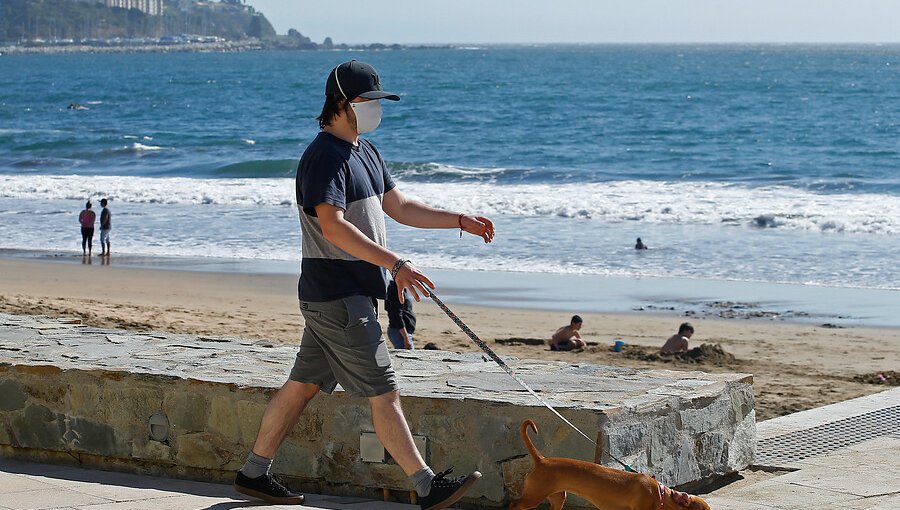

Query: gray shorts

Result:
[290,295,398,397]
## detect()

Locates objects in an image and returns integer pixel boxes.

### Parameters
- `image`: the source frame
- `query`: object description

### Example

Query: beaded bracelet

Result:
[390,258,409,280]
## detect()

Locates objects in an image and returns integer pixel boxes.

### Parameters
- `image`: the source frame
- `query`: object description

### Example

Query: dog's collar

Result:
[657,481,666,510]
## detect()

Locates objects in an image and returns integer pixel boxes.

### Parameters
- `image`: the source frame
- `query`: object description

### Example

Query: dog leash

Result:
[427,289,636,473]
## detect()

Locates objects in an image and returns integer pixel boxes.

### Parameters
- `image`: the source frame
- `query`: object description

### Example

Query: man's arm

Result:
[382,188,495,243]
[315,203,433,301]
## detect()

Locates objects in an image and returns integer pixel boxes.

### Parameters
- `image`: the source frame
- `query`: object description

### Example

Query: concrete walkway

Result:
[705,387,900,510]
[1,389,897,510]
[0,457,431,510]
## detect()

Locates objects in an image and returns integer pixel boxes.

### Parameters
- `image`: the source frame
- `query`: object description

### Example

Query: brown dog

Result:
[510,420,711,510]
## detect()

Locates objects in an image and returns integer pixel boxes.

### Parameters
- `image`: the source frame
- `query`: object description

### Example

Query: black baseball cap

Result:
[325,60,400,101]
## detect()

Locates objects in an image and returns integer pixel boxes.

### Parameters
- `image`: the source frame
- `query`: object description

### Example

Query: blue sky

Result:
[246,0,900,44]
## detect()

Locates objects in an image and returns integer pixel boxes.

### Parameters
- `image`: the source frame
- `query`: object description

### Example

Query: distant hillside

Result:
[0,0,277,42]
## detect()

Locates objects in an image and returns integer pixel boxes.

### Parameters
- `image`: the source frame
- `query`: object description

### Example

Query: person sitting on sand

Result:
[550,315,586,351]
[635,237,648,250]
[661,322,694,354]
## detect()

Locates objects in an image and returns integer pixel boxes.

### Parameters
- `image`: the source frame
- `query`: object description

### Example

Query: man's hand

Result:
[460,214,496,243]
[394,260,434,303]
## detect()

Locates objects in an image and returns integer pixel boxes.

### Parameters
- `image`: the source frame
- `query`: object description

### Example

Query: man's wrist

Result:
[390,258,409,280]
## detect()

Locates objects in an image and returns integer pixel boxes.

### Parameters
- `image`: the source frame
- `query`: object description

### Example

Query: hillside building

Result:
[105,0,164,16]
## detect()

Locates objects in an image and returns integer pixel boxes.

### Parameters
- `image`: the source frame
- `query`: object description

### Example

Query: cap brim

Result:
[358,90,400,101]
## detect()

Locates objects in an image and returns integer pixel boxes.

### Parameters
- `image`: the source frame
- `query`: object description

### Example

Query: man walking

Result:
[99,198,111,257]
[233,60,495,510]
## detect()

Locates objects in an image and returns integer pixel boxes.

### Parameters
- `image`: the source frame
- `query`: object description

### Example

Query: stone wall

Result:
[0,314,755,508]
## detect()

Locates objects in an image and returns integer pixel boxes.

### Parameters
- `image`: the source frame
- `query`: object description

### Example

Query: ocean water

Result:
[1,45,899,291]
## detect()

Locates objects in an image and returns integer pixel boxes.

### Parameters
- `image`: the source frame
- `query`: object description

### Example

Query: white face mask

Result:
[349,100,382,134]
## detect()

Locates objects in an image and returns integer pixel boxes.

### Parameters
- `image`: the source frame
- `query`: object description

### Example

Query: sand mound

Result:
[852,371,900,386]
[615,343,737,366]
[495,337,546,346]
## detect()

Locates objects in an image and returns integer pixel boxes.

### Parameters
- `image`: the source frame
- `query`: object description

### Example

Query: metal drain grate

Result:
[755,405,900,467]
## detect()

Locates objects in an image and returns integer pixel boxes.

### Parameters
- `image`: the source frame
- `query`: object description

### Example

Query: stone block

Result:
[235,399,266,443]
[207,395,240,442]
[728,410,756,468]
[286,405,325,441]
[65,415,125,457]
[132,435,174,462]
[12,404,65,450]
[174,432,233,470]
[0,313,756,509]
[499,454,532,502]
[19,375,67,406]
[165,391,210,434]
[607,421,647,459]
[729,384,755,421]
[275,437,320,478]
[0,379,26,411]
[64,380,101,416]
[0,420,11,444]
[649,415,680,466]
[680,394,731,433]
[696,431,729,474]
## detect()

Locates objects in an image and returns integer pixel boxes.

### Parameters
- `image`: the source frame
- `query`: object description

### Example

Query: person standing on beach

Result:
[661,322,694,354]
[233,60,495,510]
[386,279,416,349]
[78,200,95,256]
[550,315,586,351]
[99,198,111,257]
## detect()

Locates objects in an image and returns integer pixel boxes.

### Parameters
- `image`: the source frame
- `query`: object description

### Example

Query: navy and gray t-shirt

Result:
[296,132,395,302]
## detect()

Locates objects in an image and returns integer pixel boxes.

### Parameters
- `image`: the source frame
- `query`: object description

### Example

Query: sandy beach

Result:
[0,258,897,421]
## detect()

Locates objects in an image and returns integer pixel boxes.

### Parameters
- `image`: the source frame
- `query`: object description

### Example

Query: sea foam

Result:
[0,174,897,235]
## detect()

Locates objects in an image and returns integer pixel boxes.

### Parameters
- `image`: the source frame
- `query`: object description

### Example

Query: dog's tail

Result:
[520,419,545,463]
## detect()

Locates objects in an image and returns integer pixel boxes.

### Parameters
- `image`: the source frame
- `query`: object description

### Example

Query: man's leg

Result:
[369,390,425,475]
[250,380,319,458]
[234,381,318,505]
[369,390,482,510]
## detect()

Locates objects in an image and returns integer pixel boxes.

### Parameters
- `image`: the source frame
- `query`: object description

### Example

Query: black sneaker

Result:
[419,467,482,510]
[233,471,305,505]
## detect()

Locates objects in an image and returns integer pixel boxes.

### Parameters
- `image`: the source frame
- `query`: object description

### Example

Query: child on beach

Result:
[550,315,586,351]
[661,322,694,354]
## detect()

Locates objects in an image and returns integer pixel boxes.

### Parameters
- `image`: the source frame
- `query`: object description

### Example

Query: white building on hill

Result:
[105,0,164,16]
